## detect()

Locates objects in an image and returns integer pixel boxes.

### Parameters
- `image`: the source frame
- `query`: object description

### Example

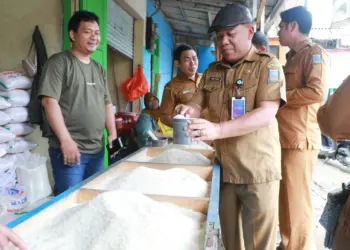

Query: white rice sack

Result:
[0,71,32,91]
[0,143,7,157]
[0,127,16,143]
[7,139,37,154]
[4,123,34,136]
[0,97,11,109]
[0,90,30,107]
[0,111,11,125]
[4,107,29,123]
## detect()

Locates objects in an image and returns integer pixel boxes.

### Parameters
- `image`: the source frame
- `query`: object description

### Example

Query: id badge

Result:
[231,97,246,119]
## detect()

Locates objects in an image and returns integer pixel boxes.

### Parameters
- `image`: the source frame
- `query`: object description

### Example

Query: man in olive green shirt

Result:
[38,11,117,195]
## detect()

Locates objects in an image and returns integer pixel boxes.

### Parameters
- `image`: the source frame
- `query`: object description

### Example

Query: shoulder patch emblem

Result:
[312,54,322,64]
[268,69,280,84]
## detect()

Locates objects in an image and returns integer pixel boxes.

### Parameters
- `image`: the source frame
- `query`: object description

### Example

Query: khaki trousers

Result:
[279,149,318,250]
[333,196,350,250]
[219,181,280,250]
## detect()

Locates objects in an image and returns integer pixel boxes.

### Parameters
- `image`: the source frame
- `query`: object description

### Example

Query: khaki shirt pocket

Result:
[283,66,299,89]
[178,89,195,104]
[203,82,222,121]
[240,78,258,112]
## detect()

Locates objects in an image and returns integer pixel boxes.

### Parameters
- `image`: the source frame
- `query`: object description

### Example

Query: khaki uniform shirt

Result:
[318,75,350,141]
[160,73,202,117]
[276,39,328,150]
[190,46,286,184]
[38,51,112,154]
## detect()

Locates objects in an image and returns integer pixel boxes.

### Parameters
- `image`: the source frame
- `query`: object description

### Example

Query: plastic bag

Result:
[0,185,27,214]
[7,139,37,154]
[0,144,7,157]
[0,97,11,109]
[4,107,29,123]
[0,111,11,125]
[4,123,34,136]
[17,153,52,204]
[0,90,30,107]
[122,65,149,101]
[0,71,32,91]
[0,127,16,143]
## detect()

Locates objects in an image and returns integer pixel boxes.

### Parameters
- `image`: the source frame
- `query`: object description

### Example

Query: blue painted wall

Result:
[196,46,216,73]
[144,0,175,102]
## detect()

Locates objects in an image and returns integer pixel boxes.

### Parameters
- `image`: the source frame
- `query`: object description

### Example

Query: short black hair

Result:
[174,44,196,61]
[68,10,99,33]
[280,6,312,35]
[252,31,269,51]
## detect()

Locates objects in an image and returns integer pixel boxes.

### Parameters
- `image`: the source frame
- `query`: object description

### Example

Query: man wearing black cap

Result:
[175,3,286,250]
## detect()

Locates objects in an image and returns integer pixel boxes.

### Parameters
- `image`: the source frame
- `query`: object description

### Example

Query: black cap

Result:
[208,3,253,33]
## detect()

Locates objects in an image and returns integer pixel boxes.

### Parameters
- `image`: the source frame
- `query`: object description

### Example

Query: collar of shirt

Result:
[176,72,200,83]
[219,46,260,69]
[287,38,312,59]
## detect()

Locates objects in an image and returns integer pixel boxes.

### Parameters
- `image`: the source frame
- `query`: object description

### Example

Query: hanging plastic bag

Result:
[122,65,149,101]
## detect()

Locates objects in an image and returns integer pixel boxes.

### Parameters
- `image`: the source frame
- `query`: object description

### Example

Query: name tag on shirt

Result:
[209,77,222,81]
[86,82,96,86]
[182,89,193,94]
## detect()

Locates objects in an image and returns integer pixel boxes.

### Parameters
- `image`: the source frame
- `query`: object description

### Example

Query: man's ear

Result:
[69,30,76,42]
[248,25,255,40]
[291,21,298,33]
[261,46,267,52]
[174,60,180,68]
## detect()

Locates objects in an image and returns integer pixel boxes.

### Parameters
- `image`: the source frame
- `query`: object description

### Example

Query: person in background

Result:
[38,11,117,195]
[134,92,161,147]
[276,6,328,250]
[160,44,201,127]
[0,224,27,250]
[317,75,350,250]
[176,3,286,250]
[252,31,270,52]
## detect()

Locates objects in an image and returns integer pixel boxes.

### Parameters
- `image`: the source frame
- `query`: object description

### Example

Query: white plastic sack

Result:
[0,90,30,107]
[17,153,52,204]
[0,71,32,91]
[0,97,11,110]
[4,123,34,136]
[0,144,7,157]
[4,107,29,123]
[7,139,37,154]
[0,185,27,214]
[0,127,16,143]
[0,111,11,125]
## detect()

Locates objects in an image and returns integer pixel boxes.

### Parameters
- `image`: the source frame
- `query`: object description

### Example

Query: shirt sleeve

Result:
[255,57,287,107]
[37,55,65,100]
[317,75,350,141]
[102,68,112,105]
[286,47,328,107]
[160,84,176,116]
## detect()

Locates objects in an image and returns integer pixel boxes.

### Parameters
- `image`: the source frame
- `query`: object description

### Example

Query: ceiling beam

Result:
[174,31,211,39]
[179,4,192,32]
[161,0,221,13]
[331,17,350,28]
[256,0,267,31]
[167,17,208,28]
[208,11,213,26]
[180,0,226,8]
[264,0,285,33]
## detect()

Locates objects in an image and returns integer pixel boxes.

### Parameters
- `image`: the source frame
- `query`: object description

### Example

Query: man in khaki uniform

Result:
[317,75,350,250]
[160,44,202,127]
[276,6,328,250]
[176,3,286,250]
